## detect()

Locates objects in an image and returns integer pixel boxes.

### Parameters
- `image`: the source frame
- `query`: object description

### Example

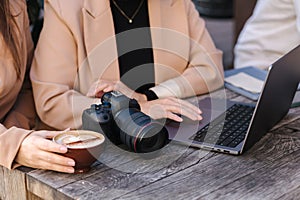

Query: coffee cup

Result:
[53,130,105,173]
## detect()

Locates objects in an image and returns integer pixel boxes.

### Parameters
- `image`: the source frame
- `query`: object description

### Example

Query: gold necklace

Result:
[111,0,145,24]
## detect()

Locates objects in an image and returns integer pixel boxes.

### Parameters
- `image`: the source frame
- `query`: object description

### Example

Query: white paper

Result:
[225,72,264,94]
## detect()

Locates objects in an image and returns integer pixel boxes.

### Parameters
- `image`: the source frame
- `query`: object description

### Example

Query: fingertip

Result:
[193,114,202,121]
[66,167,75,173]
[193,106,201,114]
[67,160,76,166]
[173,116,183,122]
[59,146,68,153]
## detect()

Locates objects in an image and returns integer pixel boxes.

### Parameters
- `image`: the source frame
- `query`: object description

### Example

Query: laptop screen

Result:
[242,45,300,152]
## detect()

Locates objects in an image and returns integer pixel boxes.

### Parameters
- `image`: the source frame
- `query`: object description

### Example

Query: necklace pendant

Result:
[129,19,133,23]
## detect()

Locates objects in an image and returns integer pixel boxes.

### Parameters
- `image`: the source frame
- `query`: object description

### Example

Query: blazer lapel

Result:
[148,0,163,81]
[82,0,120,82]
[148,0,189,83]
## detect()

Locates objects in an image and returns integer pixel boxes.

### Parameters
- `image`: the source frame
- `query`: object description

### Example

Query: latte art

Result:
[53,130,105,173]
[55,132,104,149]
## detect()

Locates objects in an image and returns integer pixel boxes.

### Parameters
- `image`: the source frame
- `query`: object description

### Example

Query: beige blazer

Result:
[0,0,35,169]
[31,0,224,130]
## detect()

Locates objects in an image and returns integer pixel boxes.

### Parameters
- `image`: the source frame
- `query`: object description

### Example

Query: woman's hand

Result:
[15,131,75,173]
[87,79,147,101]
[140,97,202,122]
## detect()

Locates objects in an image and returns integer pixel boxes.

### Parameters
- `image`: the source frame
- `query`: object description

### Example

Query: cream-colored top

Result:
[234,0,300,69]
[0,0,35,169]
[31,0,224,130]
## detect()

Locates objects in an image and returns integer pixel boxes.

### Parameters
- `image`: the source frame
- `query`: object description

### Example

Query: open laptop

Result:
[167,45,300,155]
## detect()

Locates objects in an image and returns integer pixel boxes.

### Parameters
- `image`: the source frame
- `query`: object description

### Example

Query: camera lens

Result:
[114,108,168,153]
[135,123,168,153]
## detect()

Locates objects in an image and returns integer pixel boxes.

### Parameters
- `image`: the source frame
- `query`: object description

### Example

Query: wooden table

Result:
[1,90,300,200]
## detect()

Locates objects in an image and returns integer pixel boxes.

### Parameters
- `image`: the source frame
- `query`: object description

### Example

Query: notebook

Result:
[167,45,300,155]
[224,66,300,107]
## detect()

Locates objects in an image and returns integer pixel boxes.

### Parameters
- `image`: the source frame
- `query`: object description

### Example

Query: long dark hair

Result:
[0,0,21,79]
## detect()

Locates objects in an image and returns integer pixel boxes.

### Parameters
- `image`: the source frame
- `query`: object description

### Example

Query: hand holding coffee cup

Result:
[53,130,105,173]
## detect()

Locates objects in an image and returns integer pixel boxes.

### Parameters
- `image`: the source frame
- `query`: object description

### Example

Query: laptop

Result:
[167,45,300,155]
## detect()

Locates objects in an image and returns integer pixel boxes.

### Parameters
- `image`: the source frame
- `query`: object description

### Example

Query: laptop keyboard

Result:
[190,104,255,148]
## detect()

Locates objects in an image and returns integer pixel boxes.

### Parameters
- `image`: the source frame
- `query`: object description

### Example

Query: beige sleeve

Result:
[150,0,224,99]
[0,124,33,169]
[30,1,96,130]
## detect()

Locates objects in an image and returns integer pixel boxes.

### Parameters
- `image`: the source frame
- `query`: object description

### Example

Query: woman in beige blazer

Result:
[0,0,75,173]
[31,0,224,130]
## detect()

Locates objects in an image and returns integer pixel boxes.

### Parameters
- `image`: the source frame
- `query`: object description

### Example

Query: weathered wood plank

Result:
[27,192,44,200]
[20,90,300,200]
[115,124,300,200]
[25,144,143,199]
[0,167,4,199]
[57,145,216,199]
[246,127,300,164]
[61,131,284,200]
[201,150,300,200]
[26,175,73,200]
[115,154,266,199]
[282,117,300,131]
[121,148,300,200]
[277,186,300,200]
[0,166,27,200]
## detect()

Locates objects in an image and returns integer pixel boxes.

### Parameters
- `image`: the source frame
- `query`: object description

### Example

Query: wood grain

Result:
[118,120,300,200]
[2,90,299,200]
[0,167,27,200]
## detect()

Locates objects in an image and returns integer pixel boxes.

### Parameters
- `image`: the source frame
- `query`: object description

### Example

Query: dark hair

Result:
[0,0,21,79]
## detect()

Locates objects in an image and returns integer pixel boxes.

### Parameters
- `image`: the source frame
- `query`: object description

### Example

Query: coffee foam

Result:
[55,132,104,149]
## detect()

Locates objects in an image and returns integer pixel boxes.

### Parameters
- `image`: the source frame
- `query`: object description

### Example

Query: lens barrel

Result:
[114,108,168,153]
[83,91,168,153]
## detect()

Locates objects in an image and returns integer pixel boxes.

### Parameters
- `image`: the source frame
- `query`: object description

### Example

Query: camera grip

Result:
[82,104,122,144]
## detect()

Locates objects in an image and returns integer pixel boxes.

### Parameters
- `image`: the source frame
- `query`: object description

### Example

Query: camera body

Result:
[82,91,168,153]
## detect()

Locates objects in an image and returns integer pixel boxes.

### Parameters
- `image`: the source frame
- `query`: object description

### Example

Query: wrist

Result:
[133,93,147,102]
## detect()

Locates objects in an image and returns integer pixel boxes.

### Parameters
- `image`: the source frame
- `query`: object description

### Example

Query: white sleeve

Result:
[293,0,300,32]
[234,0,300,69]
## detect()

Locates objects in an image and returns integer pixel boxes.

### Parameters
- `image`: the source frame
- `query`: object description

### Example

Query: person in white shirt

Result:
[234,0,300,69]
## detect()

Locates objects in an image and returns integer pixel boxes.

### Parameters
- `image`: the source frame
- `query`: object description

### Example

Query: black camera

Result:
[82,91,168,153]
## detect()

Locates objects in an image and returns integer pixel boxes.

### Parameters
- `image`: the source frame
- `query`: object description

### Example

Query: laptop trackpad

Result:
[166,98,229,140]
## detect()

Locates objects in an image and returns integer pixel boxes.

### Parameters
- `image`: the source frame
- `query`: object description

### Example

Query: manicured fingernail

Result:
[67,168,75,173]
[60,146,68,152]
[68,160,75,166]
